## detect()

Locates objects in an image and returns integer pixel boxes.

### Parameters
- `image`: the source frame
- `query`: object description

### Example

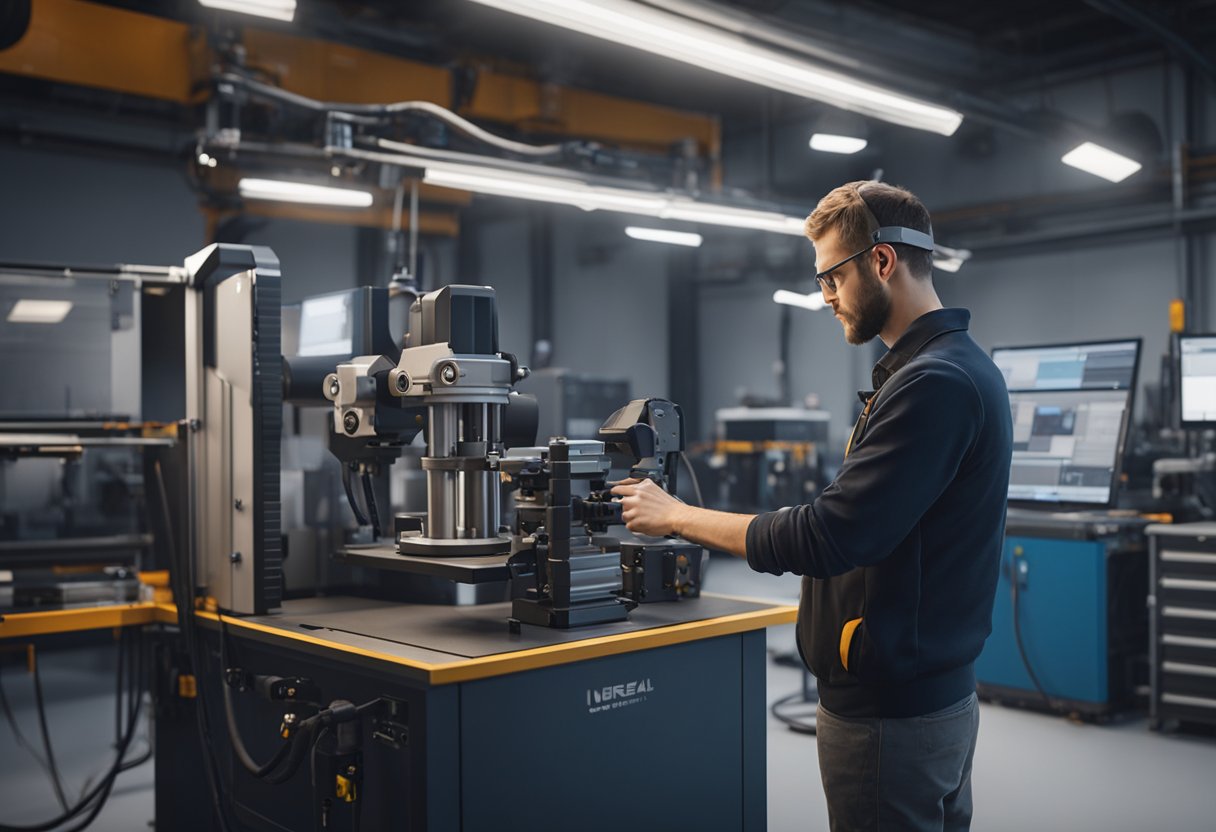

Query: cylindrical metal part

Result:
[456,404,496,539]
[427,403,458,538]
[283,354,350,406]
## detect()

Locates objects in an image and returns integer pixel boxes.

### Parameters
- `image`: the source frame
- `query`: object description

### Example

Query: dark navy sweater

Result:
[746,308,1013,718]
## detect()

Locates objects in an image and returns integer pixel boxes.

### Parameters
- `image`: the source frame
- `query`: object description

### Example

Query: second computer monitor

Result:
[1180,335,1216,427]
[993,338,1141,508]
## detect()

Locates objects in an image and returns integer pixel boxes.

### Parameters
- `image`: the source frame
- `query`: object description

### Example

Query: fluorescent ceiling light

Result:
[660,201,805,235]
[239,178,373,207]
[420,159,806,235]
[468,0,963,136]
[625,227,703,247]
[7,299,72,324]
[198,0,296,21]
[810,134,868,154]
[773,290,827,311]
[1061,142,1142,183]
[424,167,665,214]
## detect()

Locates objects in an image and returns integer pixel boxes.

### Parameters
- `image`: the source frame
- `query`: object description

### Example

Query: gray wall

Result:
[463,210,671,401]
[711,60,1215,447]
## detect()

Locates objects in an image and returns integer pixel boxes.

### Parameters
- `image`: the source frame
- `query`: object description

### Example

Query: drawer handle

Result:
[1163,606,1216,621]
[1161,551,1216,565]
[1163,634,1216,649]
[1161,693,1216,710]
[1162,661,1216,678]
[1161,578,1216,592]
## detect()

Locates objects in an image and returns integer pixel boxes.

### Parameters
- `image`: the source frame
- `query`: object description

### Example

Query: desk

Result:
[154,593,795,832]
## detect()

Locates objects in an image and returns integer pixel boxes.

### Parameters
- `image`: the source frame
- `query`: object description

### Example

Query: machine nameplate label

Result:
[586,678,654,714]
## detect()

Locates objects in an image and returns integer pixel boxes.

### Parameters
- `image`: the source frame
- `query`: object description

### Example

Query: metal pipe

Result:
[456,404,495,539]
[952,204,1216,253]
[427,403,458,538]
[409,180,419,282]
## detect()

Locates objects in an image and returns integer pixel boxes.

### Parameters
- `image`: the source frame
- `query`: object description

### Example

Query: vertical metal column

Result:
[428,403,458,538]
[457,403,495,539]
[546,439,572,609]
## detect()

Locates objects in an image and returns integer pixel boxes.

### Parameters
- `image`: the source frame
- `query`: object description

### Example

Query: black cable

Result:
[1010,561,1062,714]
[218,615,297,779]
[770,669,819,736]
[261,721,320,786]
[153,458,233,832]
[770,689,818,735]
[0,666,61,797]
[30,649,72,814]
[115,628,125,747]
[118,629,151,774]
[678,452,705,509]
[0,636,146,832]
[361,472,381,539]
[341,465,369,527]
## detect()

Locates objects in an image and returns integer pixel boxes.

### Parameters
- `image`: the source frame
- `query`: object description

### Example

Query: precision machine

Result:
[151,245,784,832]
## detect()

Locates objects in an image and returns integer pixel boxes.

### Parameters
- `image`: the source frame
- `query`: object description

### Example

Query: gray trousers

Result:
[815,692,980,832]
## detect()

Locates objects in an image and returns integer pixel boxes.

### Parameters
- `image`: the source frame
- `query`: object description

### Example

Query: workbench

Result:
[142,593,795,832]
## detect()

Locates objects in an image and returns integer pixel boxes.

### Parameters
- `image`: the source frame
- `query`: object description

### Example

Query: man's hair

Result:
[804,180,934,279]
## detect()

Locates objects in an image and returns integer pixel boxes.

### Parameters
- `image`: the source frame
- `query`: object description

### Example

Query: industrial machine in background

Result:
[517,367,633,444]
[697,406,829,516]
[0,263,184,612]
[978,338,1150,717]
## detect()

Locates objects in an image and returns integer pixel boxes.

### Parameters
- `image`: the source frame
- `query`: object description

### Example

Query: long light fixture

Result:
[625,227,704,247]
[1061,142,1142,183]
[773,290,827,311]
[198,0,296,22]
[467,0,963,136]
[238,178,374,207]
[419,159,806,235]
[7,299,73,324]
[810,134,868,154]
[423,167,665,215]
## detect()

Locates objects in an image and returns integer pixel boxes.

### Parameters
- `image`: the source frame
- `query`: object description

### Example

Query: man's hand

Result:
[610,477,689,537]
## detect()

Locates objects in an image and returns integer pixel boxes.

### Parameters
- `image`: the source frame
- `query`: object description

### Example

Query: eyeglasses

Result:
[815,244,876,294]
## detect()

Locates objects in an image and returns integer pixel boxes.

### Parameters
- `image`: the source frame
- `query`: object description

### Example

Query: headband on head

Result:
[872,225,935,252]
[855,183,936,253]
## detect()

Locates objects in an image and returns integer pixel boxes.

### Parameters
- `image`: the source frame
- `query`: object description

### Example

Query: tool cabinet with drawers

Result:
[1147,522,1216,730]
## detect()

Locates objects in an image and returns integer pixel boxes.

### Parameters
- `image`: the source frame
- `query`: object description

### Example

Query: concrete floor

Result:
[2,558,1215,831]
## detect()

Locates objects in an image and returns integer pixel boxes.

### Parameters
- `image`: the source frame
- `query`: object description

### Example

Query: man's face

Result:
[814,228,891,346]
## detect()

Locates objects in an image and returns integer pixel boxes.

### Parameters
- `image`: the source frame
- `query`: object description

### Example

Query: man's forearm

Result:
[672,505,755,559]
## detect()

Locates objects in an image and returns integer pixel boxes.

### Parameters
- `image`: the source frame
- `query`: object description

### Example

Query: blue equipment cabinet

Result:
[976,511,1149,716]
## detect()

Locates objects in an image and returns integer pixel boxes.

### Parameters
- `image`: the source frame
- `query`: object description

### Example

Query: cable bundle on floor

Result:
[0,627,148,832]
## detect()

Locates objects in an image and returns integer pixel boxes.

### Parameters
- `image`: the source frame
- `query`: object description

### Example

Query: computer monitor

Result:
[1006,388,1133,506]
[1179,335,1216,426]
[992,339,1140,391]
[995,339,1141,507]
[297,291,353,356]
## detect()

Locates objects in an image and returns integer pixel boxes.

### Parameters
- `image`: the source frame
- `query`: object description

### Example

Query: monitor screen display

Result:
[992,339,1140,391]
[994,339,1140,507]
[297,291,353,357]
[1006,389,1131,505]
[1180,335,1216,425]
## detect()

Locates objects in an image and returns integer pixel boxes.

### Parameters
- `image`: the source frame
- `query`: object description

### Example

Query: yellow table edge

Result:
[0,602,159,638]
[1,600,797,685]
[173,602,797,685]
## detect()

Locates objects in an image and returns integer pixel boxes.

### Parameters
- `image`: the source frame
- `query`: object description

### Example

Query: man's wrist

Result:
[671,503,698,538]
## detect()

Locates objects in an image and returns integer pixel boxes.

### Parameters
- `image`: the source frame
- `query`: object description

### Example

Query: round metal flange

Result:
[396,535,512,557]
